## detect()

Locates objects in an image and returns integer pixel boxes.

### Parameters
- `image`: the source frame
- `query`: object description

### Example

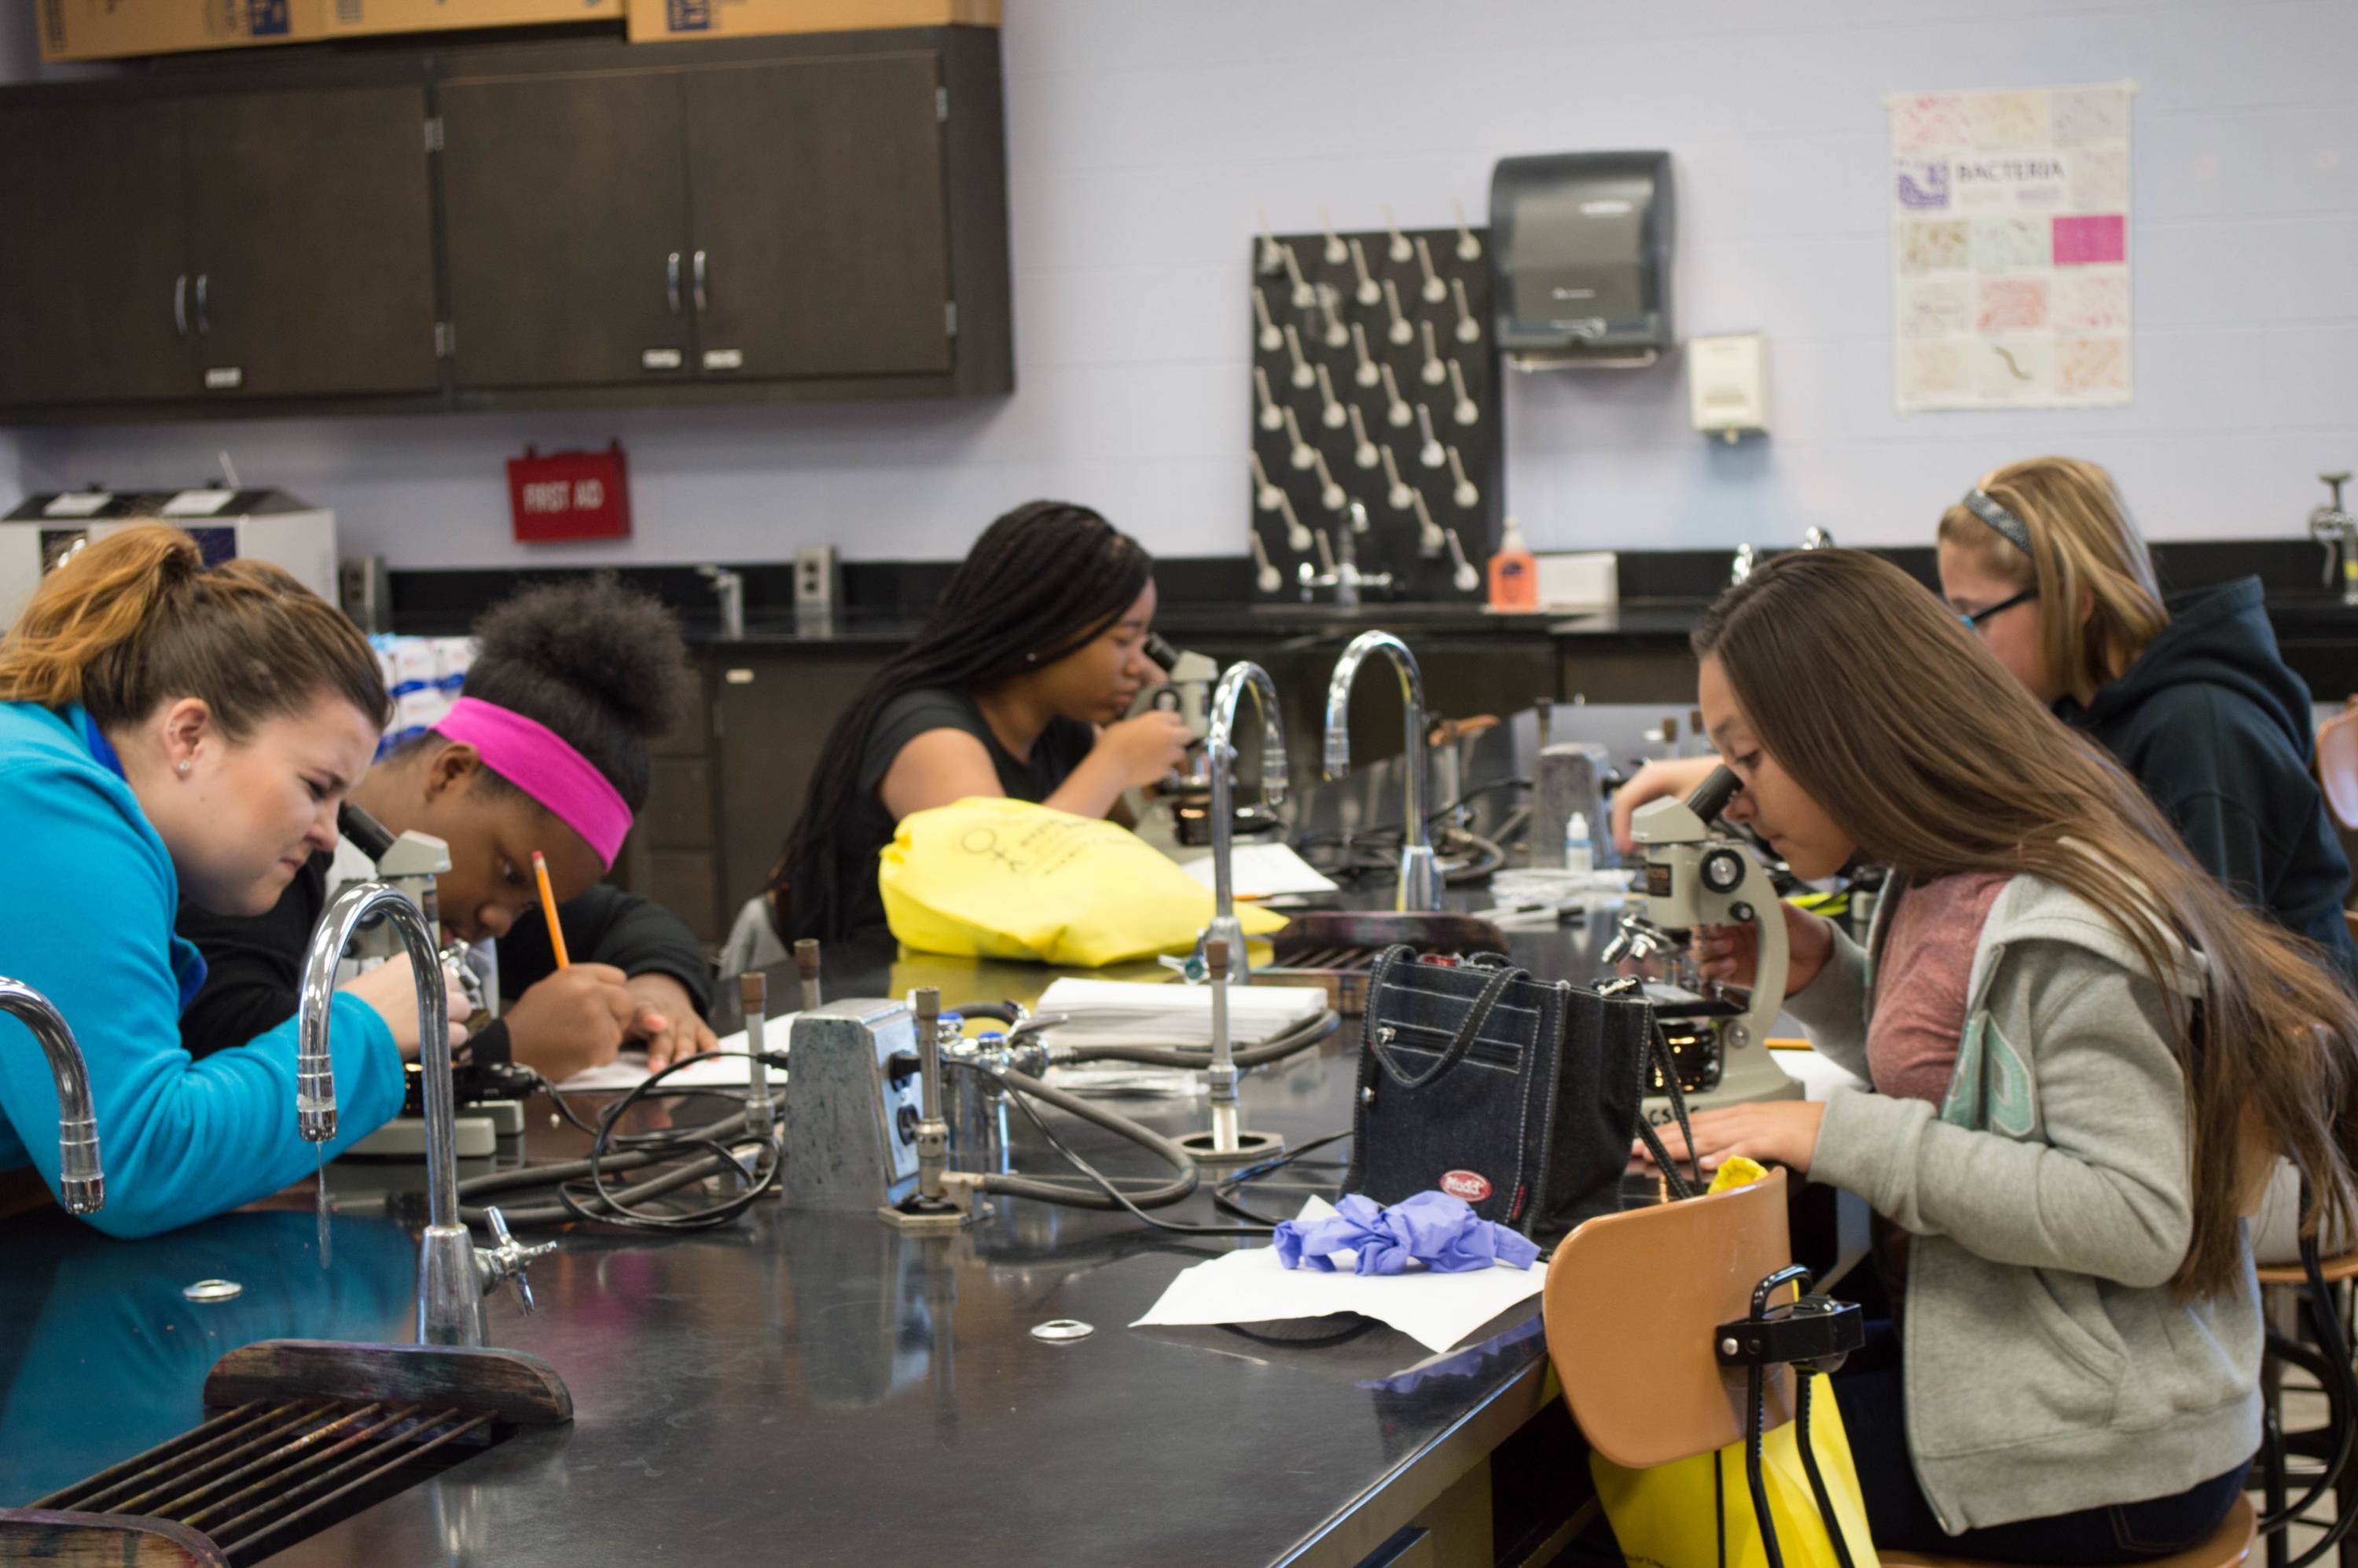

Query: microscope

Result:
[336,803,527,1158]
[1608,765,1801,1121]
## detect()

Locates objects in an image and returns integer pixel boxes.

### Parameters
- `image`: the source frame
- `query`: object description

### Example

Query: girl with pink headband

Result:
[179,578,717,1082]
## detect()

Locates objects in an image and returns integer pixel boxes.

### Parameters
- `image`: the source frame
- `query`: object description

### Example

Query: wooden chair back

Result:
[1541,1167,1796,1470]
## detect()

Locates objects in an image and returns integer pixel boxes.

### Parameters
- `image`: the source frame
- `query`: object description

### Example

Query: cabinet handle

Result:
[667,252,682,316]
[195,273,210,336]
[692,250,708,315]
[174,274,189,336]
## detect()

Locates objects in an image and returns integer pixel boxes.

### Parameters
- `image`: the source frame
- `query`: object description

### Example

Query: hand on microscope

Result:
[1607,755,1721,854]
[1692,899,1838,998]
[339,953,472,1059]
[499,963,648,1082]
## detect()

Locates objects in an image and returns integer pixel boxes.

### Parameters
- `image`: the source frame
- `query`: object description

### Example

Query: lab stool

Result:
[2254,1251,2358,1567]
[1538,1169,2259,1568]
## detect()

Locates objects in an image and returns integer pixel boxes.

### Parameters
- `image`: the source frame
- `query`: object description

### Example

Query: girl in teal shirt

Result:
[0,525,462,1236]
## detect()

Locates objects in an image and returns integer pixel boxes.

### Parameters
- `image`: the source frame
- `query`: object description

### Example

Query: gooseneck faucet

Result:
[2310,472,2356,607]
[0,976,102,1214]
[1204,661,1290,983]
[1323,631,1439,912]
[300,881,510,1347]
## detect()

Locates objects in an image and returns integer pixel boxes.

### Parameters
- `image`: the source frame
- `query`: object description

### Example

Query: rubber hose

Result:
[1050,1007,1341,1070]
[457,1108,769,1227]
[962,1062,1201,1210]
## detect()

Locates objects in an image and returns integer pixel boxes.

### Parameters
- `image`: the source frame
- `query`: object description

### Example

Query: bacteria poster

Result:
[1890,83,2133,411]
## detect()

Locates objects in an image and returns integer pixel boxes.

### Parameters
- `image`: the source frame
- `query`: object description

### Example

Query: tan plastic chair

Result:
[1541,1167,2256,1566]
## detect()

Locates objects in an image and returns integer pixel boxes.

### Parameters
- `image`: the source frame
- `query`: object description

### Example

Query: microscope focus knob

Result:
[1700,846,1747,896]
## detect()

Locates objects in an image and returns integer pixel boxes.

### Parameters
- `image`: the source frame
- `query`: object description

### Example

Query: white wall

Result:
[9,0,2356,566]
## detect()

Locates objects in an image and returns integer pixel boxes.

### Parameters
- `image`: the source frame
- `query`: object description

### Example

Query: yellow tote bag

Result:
[877,797,1287,967]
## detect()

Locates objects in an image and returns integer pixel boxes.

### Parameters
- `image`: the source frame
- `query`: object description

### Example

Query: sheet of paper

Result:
[1177,842,1339,898]
[161,488,235,517]
[1129,1198,1546,1354]
[41,491,110,518]
[1035,977,1325,1048]
[553,1025,782,1092]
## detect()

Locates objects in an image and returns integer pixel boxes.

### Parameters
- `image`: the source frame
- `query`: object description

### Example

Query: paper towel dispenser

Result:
[1489,151,1674,369]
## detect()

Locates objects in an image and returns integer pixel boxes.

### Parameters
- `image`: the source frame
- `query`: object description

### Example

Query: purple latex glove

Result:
[1273,1191,1540,1276]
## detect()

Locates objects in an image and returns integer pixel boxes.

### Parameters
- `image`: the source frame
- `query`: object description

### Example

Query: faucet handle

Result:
[2325,472,2352,509]
[476,1205,557,1316]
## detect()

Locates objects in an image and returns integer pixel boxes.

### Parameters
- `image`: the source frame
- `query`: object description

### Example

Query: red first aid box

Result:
[508,442,632,543]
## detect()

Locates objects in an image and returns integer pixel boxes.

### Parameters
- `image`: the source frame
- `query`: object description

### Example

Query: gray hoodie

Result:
[1791,873,2258,1534]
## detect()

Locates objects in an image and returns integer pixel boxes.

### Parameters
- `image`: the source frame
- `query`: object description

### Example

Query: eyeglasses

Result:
[1959,587,2038,632]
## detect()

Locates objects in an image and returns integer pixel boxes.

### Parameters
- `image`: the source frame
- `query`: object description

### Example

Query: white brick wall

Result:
[7,0,2354,567]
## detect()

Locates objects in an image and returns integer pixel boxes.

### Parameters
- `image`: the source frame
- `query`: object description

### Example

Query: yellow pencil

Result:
[532,850,570,968]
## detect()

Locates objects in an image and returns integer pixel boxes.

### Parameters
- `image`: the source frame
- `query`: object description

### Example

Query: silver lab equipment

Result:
[1295,501,1393,608]
[0,975,102,1214]
[1202,661,1290,985]
[2311,472,2356,607]
[1324,631,1441,912]
[698,564,745,641]
[777,996,931,1224]
[1176,939,1283,1166]
[299,881,552,1347]
[1614,766,1800,1118]
[878,989,969,1232]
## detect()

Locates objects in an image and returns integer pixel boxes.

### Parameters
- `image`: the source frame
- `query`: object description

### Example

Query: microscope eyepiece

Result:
[1684,765,1743,825]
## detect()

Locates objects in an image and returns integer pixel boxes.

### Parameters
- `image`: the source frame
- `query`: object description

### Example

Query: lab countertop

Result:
[0,920,1633,1566]
[670,600,1701,648]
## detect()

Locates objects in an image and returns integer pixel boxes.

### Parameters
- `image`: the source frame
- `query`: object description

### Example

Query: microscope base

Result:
[1177,1127,1285,1166]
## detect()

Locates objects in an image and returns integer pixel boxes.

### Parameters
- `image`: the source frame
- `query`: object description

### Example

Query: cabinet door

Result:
[0,100,194,406]
[683,53,953,380]
[185,86,440,399]
[440,70,692,389]
[714,651,889,921]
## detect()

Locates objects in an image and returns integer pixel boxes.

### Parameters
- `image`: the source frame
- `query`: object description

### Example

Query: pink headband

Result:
[432,697,633,870]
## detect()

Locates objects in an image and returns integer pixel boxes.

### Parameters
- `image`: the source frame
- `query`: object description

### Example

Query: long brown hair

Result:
[1696,549,2358,1296]
[1937,454,2169,707]
[0,524,391,736]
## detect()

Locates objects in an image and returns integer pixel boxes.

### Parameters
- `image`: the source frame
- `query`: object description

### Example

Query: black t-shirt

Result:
[833,687,1096,939]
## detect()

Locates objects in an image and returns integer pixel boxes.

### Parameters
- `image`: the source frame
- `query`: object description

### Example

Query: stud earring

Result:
[177,759,192,776]
[1024,651,1040,665]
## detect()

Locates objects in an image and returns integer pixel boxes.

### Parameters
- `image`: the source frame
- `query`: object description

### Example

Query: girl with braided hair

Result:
[772,500,1188,945]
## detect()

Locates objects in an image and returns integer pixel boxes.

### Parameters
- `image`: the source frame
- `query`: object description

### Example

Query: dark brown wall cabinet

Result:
[0,28,1011,423]
[0,86,439,406]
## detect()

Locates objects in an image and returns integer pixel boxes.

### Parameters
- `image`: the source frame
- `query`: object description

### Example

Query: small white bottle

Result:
[1563,810,1594,874]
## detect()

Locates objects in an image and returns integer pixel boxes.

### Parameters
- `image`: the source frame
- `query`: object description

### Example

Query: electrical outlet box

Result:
[784,1000,923,1210]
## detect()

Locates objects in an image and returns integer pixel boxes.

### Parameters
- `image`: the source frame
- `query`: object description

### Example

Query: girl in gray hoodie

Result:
[1651,549,2358,1560]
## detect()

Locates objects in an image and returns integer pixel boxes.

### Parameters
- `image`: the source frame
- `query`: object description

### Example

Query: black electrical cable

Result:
[455,1050,786,1232]
[1210,1129,1354,1226]
[2261,1228,2358,1563]
[953,1058,1301,1236]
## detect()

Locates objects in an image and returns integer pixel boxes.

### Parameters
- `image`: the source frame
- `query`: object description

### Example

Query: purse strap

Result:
[1363,945,1529,1091]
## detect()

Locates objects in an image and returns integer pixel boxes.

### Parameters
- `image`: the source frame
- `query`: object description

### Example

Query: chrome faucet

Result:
[1203,661,1289,983]
[1324,631,1440,912]
[299,881,550,1346]
[698,564,746,640]
[1295,503,1394,608]
[1802,527,1835,550]
[0,976,101,1214]
[1731,542,1757,585]
[2310,473,2356,607]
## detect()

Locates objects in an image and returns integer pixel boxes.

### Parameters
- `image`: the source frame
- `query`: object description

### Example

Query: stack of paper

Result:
[1034,978,1325,1050]
[554,1024,785,1092]
[1177,842,1339,898]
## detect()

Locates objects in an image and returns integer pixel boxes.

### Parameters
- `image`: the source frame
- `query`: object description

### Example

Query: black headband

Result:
[1961,488,2033,555]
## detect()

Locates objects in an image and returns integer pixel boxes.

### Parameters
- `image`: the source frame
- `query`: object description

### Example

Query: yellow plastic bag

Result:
[878,797,1287,967]
[1590,1374,1877,1568]
[1589,1156,1879,1567]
